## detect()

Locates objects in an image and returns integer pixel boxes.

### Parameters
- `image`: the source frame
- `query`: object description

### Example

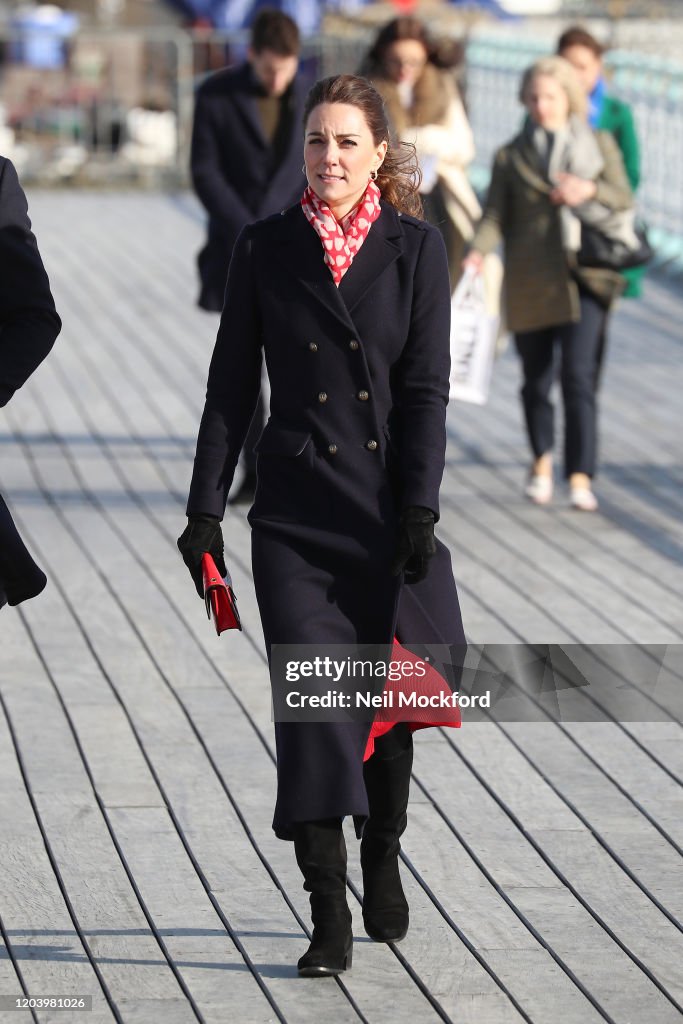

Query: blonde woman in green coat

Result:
[464,57,633,512]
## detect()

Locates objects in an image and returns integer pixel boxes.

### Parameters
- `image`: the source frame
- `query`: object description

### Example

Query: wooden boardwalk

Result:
[0,191,682,1024]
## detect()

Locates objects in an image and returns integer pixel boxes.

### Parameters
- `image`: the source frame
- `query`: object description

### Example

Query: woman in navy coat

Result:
[179,74,465,977]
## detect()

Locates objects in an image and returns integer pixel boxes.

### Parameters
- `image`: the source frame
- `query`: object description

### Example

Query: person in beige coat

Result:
[465,57,632,511]
[363,17,480,288]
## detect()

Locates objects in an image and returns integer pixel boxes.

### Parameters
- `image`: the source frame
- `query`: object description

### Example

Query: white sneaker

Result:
[525,474,553,505]
[570,487,598,512]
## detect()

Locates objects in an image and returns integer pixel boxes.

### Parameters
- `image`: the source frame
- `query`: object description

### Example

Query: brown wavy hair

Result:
[363,16,464,75]
[303,74,423,218]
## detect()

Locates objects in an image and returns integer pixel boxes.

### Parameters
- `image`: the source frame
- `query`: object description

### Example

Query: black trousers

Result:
[514,289,607,479]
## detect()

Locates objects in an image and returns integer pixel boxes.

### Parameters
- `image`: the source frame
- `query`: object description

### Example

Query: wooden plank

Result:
[6,453,393,1022]
[6,191,682,1024]
[444,323,683,626]
[25,459,454,1020]
[400,803,605,1024]
[439,473,682,643]
[0,933,33,1022]
[560,721,683,844]
[3,426,283,1021]
[417,733,683,1021]
[3,356,528,1019]
[0,618,121,1022]
[1,644,200,1010]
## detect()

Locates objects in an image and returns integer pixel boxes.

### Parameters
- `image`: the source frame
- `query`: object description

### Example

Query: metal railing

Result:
[1,20,682,256]
[465,33,683,243]
[0,26,373,186]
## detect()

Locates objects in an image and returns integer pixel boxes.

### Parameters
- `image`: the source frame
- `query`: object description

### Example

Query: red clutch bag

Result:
[201,552,242,635]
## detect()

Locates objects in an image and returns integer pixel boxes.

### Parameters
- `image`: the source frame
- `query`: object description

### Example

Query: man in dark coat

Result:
[0,156,61,607]
[191,9,307,502]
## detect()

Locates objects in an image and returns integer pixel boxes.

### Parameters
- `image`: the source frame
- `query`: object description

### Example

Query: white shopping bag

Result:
[449,267,500,405]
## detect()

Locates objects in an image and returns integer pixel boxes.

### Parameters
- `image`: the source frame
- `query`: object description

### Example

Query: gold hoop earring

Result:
[370,169,378,181]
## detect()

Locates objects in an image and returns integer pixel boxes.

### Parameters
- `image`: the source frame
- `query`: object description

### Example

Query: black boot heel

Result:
[297,893,353,976]
[297,928,353,976]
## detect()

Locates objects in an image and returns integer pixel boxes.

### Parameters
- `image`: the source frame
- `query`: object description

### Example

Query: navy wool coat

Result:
[0,156,61,606]
[190,63,307,311]
[187,201,465,838]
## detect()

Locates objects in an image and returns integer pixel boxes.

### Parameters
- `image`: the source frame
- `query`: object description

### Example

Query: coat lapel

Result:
[232,66,268,149]
[338,204,403,312]
[273,203,404,332]
[511,133,553,194]
[274,205,358,333]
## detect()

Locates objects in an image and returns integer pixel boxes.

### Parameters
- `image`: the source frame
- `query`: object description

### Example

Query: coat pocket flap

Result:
[254,423,312,456]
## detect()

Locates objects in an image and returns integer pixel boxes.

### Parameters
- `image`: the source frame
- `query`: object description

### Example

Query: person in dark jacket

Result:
[557,25,642,300]
[0,156,61,607]
[178,75,465,977]
[557,25,644,390]
[191,9,307,503]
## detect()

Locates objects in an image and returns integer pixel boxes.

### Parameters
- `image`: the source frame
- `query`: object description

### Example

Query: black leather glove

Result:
[177,514,227,598]
[391,506,437,584]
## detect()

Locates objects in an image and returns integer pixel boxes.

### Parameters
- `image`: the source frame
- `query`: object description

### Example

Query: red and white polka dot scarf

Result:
[301,180,382,286]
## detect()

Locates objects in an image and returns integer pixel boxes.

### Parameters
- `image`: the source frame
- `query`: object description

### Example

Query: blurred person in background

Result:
[464,57,633,512]
[191,9,306,504]
[557,25,643,382]
[362,17,480,289]
[0,155,61,607]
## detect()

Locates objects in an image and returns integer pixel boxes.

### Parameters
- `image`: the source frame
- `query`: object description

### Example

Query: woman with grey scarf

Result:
[465,56,633,512]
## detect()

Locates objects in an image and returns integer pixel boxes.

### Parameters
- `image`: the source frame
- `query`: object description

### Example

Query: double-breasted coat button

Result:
[366,439,378,451]
[358,390,369,401]
[308,342,318,352]
[328,443,338,455]
[318,391,328,403]
[349,340,359,351]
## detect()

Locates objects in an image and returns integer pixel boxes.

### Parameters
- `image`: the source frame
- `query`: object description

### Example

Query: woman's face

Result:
[383,39,428,87]
[560,44,602,95]
[525,74,571,131]
[304,102,388,220]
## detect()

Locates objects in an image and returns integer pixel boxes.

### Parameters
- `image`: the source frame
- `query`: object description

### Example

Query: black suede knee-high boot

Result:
[293,818,353,976]
[361,727,413,942]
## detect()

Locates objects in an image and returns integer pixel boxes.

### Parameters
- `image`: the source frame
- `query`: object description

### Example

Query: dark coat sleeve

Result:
[0,158,61,407]
[190,83,253,230]
[186,226,263,517]
[393,224,451,521]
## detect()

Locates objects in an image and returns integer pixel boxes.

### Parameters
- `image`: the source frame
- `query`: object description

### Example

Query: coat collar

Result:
[511,128,548,184]
[510,130,553,192]
[232,62,301,151]
[274,201,404,332]
[370,65,453,137]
